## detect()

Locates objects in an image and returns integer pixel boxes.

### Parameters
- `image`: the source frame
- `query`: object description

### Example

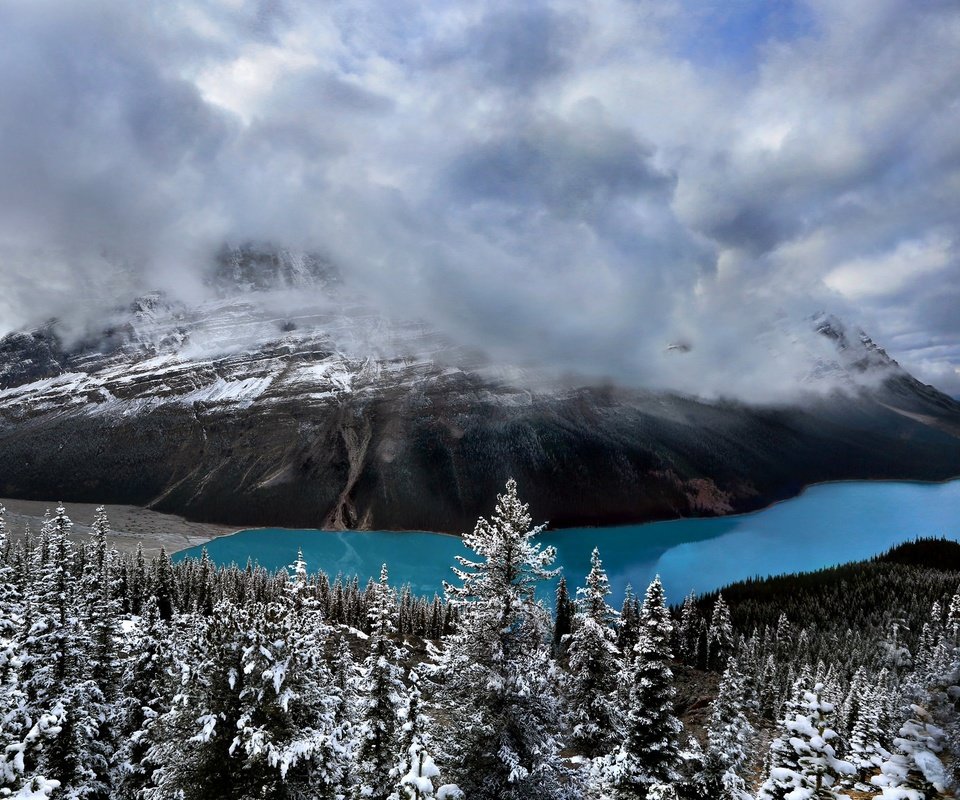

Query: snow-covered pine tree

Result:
[85,507,122,703]
[946,588,960,646]
[757,666,813,800]
[735,631,759,680]
[617,585,640,657]
[703,657,754,800]
[428,596,444,640]
[144,600,247,800]
[679,733,708,799]
[707,593,734,672]
[846,681,890,788]
[758,682,854,800]
[563,548,621,757]
[552,576,573,655]
[600,575,682,798]
[871,703,950,798]
[356,564,407,799]
[775,614,792,663]
[21,505,112,798]
[194,547,215,616]
[114,599,171,798]
[392,668,424,794]
[71,509,121,799]
[438,478,569,800]
[676,592,701,667]
[332,633,359,761]
[757,653,781,720]
[838,665,868,738]
[881,616,913,687]
[129,543,147,616]
[0,505,64,797]
[0,504,18,639]
[150,547,177,621]
[231,595,347,798]
[329,574,345,623]
[390,670,462,800]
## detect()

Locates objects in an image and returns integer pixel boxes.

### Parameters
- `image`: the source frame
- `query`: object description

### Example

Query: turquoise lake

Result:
[175,479,960,604]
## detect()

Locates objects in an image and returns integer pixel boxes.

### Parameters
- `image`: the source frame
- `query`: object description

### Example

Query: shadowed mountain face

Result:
[1,247,959,533]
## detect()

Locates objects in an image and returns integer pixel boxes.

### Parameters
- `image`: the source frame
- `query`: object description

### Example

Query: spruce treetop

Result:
[445,478,558,605]
[577,547,614,625]
[638,575,673,658]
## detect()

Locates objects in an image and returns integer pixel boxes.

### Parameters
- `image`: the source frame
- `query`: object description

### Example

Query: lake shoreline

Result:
[3,472,959,557]
[168,472,960,553]
[175,478,960,603]
[0,497,238,559]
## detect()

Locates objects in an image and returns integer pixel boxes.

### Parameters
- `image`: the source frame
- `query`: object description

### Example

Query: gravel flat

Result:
[0,497,241,558]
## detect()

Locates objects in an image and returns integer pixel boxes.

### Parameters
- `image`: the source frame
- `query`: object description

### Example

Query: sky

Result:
[0,0,958,399]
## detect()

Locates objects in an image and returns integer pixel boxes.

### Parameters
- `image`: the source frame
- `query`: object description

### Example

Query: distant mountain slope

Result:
[1,247,959,533]
[697,537,960,657]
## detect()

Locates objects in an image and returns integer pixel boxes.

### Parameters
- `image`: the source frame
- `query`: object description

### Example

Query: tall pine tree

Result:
[438,479,569,799]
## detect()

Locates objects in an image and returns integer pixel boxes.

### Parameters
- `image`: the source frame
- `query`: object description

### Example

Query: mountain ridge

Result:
[1,248,959,533]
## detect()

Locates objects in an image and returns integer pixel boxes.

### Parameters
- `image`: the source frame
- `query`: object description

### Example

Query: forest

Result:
[0,479,957,799]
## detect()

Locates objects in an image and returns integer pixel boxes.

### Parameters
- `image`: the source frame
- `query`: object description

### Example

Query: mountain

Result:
[1,246,959,533]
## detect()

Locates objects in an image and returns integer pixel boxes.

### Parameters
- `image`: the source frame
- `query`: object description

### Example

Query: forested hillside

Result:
[0,484,957,799]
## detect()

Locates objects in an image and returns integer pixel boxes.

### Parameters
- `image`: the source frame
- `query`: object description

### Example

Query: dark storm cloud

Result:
[436,5,579,92]
[0,0,958,398]
[446,118,673,218]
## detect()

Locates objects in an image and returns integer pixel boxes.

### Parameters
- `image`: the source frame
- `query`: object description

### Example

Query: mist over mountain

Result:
[0,0,958,528]
[1,246,958,532]
[4,3,960,799]
[1,0,959,398]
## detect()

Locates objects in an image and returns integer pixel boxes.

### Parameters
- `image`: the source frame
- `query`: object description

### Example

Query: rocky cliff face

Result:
[1,248,959,533]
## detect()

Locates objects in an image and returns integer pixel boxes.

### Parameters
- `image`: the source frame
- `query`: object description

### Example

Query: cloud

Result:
[0,0,958,398]
[824,236,953,300]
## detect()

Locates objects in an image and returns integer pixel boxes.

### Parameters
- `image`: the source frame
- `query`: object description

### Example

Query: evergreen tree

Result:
[390,671,462,800]
[438,479,569,799]
[0,503,20,666]
[129,544,147,616]
[945,587,960,645]
[846,682,890,786]
[617,585,640,656]
[25,505,111,799]
[757,668,812,800]
[703,657,754,800]
[599,576,681,798]
[552,576,573,655]
[563,549,621,757]
[0,505,65,797]
[676,592,701,667]
[145,601,247,800]
[872,703,950,798]
[356,565,406,799]
[233,597,346,798]
[837,665,868,738]
[332,634,359,762]
[758,682,853,800]
[85,507,121,707]
[150,547,177,621]
[707,593,734,671]
[757,653,780,720]
[114,599,170,798]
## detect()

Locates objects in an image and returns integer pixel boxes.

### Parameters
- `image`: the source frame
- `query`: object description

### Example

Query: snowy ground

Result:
[0,496,237,557]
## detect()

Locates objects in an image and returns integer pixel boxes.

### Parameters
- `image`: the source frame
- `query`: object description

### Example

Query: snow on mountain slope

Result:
[0,247,958,533]
[0,287,475,420]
